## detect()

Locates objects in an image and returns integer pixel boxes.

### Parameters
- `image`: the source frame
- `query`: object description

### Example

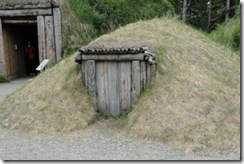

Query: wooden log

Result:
[0,18,5,75]
[119,62,131,113]
[45,16,55,65]
[37,16,46,63]
[0,9,52,17]
[82,53,144,61]
[140,61,146,91]
[107,62,120,116]
[2,20,37,24]
[87,60,96,97]
[53,8,62,61]
[132,61,140,104]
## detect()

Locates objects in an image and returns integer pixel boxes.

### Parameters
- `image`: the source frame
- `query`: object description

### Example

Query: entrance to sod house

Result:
[2,21,39,79]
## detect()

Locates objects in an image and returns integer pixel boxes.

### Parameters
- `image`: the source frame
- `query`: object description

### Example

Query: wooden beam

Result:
[45,16,55,65]
[53,8,62,61]
[2,20,37,24]
[0,9,52,17]
[82,53,145,61]
[37,16,46,63]
[0,18,5,75]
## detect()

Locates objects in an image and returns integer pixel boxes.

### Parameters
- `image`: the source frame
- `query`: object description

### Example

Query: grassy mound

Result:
[86,17,240,155]
[0,55,96,135]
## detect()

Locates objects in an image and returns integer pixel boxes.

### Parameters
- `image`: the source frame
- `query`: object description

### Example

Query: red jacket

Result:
[24,46,35,60]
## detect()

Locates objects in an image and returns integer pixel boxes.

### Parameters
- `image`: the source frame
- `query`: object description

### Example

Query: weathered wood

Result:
[146,62,151,84]
[87,60,96,97]
[37,16,46,63]
[0,9,52,17]
[2,24,26,79]
[0,18,5,75]
[132,61,140,104]
[2,20,37,24]
[53,8,62,61]
[151,64,156,78]
[82,53,144,61]
[82,61,88,87]
[45,16,55,65]
[96,61,108,114]
[119,62,131,113]
[107,62,120,116]
[140,61,146,91]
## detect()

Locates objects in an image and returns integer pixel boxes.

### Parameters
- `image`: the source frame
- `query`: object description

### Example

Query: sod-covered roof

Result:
[0,0,59,9]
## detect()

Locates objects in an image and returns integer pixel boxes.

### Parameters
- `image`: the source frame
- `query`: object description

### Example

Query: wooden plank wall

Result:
[82,58,156,116]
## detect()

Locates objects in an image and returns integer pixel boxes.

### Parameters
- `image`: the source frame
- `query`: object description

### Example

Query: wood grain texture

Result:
[119,62,131,113]
[107,62,120,116]
[45,16,55,65]
[140,61,146,91]
[0,9,52,17]
[0,18,5,75]
[132,61,140,104]
[53,8,62,61]
[37,16,46,63]
[82,53,144,61]
[87,60,96,97]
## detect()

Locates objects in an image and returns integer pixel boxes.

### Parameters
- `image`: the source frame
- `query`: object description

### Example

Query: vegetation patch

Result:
[84,18,239,156]
[0,75,9,83]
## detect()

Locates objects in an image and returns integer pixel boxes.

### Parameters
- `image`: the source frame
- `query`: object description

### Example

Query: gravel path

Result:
[0,120,240,160]
[0,77,31,103]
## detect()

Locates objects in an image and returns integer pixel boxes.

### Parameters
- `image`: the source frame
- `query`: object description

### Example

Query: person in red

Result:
[24,41,36,76]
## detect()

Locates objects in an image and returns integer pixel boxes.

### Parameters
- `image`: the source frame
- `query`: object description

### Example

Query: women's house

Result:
[0,0,62,79]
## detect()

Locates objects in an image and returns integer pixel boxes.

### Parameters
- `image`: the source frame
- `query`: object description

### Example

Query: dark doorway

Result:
[2,22,39,78]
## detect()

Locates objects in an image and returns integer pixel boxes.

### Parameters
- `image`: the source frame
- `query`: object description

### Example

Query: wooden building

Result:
[75,47,156,116]
[0,0,62,79]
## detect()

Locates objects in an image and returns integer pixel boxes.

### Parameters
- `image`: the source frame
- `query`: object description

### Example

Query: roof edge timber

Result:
[0,0,59,10]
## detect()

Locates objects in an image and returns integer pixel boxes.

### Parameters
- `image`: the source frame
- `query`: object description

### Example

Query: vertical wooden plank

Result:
[37,16,46,62]
[119,62,131,113]
[53,8,62,61]
[151,64,156,77]
[87,60,96,97]
[146,62,151,84]
[45,16,55,65]
[140,61,146,91]
[132,61,140,104]
[82,61,88,88]
[0,18,5,75]
[103,61,109,114]
[96,61,108,114]
[107,62,120,116]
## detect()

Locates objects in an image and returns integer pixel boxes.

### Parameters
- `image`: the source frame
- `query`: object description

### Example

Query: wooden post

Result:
[87,60,96,97]
[53,8,62,61]
[37,16,46,63]
[132,61,140,104]
[140,61,146,91]
[45,16,55,65]
[0,18,4,75]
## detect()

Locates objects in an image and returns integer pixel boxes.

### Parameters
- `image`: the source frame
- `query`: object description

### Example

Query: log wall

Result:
[81,53,156,116]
